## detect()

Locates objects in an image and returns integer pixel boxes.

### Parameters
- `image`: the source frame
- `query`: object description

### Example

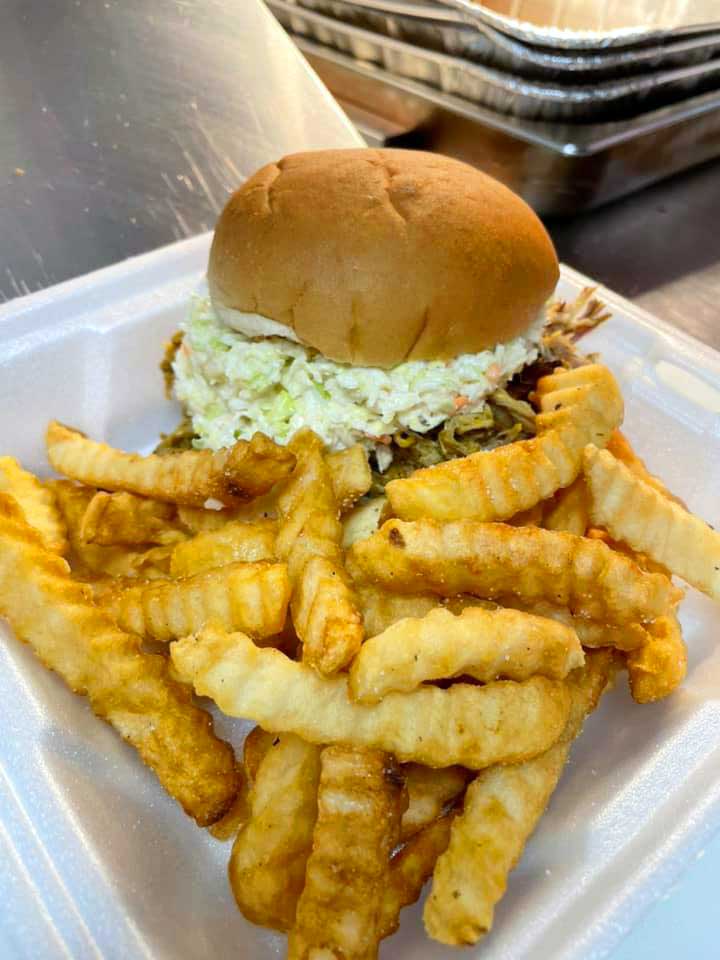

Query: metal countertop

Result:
[0,0,718,351]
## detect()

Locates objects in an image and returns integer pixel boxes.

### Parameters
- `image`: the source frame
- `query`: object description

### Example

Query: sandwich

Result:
[162,149,606,487]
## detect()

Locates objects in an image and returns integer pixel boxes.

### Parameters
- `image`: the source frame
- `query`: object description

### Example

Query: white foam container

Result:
[1,236,720,959]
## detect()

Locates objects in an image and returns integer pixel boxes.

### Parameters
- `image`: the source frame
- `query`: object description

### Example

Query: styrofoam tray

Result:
[2,233,720,959]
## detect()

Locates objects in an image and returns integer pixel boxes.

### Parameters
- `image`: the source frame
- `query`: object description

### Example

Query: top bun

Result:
[208,149,558,368]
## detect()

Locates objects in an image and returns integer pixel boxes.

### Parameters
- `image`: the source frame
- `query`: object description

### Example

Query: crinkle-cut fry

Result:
[277,430,364,674]
[379,812,455,941]
[353,581,483,637]
[0,457,68,555]
[627,612,687,703]
[326,444,372,511]
[355,582,439,637]
[542,477,589,536]
[504,598,650,652]
[46,421,295,507]
[98,561,290,642]
[386,364,623,522]
[0,493,239,826]
[424,649,615,945]
[229,733,321,931]
[606,430,685,507]
[584,444,719,601]
[169,519,277,577]
[80,490,185,546]
[207,779,250,841]
[171,625,571,769]
[243,726,276,785]
[586,526,669,578]
[288,746,404,959]
[349,606,584,703]
[401,764,470,842]
[177,496,278,531]
[49,480,173,579]
[349,519,680,625]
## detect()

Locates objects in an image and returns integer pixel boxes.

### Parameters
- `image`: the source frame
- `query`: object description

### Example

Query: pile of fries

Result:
[1,351,719,957]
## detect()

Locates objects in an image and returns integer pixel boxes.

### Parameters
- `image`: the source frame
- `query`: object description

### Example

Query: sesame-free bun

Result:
[208,149,558,368]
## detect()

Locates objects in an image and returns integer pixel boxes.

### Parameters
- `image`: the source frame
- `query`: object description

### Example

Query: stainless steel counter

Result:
[0,0,718,352]
[0,0,360,302]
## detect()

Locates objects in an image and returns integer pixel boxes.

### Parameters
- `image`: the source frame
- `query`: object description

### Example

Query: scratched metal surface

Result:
[0,0,361,302]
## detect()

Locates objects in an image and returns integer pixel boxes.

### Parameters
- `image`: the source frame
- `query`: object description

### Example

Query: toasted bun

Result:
[208,149,558,368]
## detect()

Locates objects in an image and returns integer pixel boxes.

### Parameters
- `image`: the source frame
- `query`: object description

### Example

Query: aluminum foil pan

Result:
[296,0,720,81]
[270,0,720,121]
[438,0,720,50]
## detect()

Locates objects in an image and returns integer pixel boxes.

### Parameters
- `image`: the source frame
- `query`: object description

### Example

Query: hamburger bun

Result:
[208,149,558,368]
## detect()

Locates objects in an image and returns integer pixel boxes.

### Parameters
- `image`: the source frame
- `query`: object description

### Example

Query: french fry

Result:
[243,726,275,785]
[169,519,277,577]
[0,456,68,555]
[46,421,295,507]
[386,364,623,522]
[584,444,720,601]
[349,519,681,625]
[98,561,290,641]
[504,598,650,652]
[355,582,439,637]
[424,650,615,945]
[400,764,470,842]
[0,493,239,826]
[349,606,584,703]
[326,444,372,511]
[177,498,277,531]
[80,490,185,546]
[170,624,572,769]
[277,430,363,674]
[627,612,687,703]
[50,480,173,579]
[542,477,589,536]
[342,497,386,549]
[172,445,368,532]
[379,812,455,941]
[229,733,321,931]
[606,430,685,507]
[207,784,250,842]
[288,746,404,958]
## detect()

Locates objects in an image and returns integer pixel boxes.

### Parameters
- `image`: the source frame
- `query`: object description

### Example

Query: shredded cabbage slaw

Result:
[172,296,542,461]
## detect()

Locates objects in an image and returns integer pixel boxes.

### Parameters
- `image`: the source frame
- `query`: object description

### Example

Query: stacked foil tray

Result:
[267,0,720,212]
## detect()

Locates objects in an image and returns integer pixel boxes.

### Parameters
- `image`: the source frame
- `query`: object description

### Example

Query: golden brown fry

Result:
[47,420,295,507]
[229,733,321,931]
[379,812,455,941]
[584,444,720,601]
[386,364,623,522]
[50,480,173,579]
[342,497,386,549]
[627,612,687,703]
[80,490,185,546]
[400,764,470,842]
[0,457,68,554]
[349,519,680,625]
[349,606,584,703]
[169,519,277,577]
[177,497,277,531]
[606,430,685,507]
[288,746,404,959]
[243,726,276,786]
[424,650,615,945]
[542,477,589,536]
[98,561,290,641]
[355,582,439,637]
[277,430,363,674]
[171,625,571,769]
[207,772,250,841]
[505,598,650,652]
[326,444,372,511]
[0,493,239,826]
